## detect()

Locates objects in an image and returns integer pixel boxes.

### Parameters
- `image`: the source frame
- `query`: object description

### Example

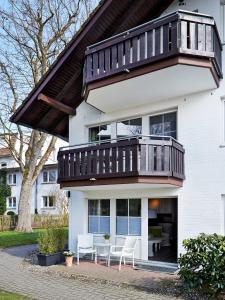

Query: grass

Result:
[0,290,32,300]
[0,228,68,248]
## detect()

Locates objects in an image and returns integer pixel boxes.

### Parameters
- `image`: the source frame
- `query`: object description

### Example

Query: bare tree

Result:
[0,0,98,232]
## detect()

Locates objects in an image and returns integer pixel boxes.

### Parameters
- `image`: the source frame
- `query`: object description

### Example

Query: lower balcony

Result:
[57,136,185,189]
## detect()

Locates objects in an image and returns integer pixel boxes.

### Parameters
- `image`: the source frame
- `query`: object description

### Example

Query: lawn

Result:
[0,228,68,248]
[0,290,32,300]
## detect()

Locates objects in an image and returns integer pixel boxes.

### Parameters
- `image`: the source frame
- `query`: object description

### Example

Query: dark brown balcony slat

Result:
[163,23,169,53]
[164,145,170,173]
[111,45,117,69]
[99,149,104,174]
[118,146,124,173]
[105,148,110,173]
[171,20,178,51]
[140,33,146,60]
[93,53,99,77]
[125,147,131,172]
[86,55,93,80]
[92,150,97,174]
[75,152,80,176]
[118,42,124,68]
[105,48,111,73]
[147,30,153,58]
[189,22,196,49]
[205,25,212,52]
[87,150,92,175]
[198,23,206,51]
[132,36,138,63]
[140,144,146,171]
[111,147,117,173]
[181,21,187,49]
[156,146,162,172]
[155,27,161,56]
[99,50,105,75]
[131,144,138,172]
[148,145,154,172]
[124,40,130,65]
[70,153,75,177]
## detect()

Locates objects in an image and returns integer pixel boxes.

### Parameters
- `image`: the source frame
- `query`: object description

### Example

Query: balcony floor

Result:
[60,176,183,191]
[86,56,218,113]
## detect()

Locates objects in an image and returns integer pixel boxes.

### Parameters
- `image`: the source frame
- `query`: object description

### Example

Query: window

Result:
[150,111,177,139]
[1,162,7,168]
[42,196,55,208]
[116,118,142,138]
[88,199,110,234]
[116,199,141,236]
[43,170,56,183]
[8,173,16,185]
[7,197,16,208]
[89,124,111,143]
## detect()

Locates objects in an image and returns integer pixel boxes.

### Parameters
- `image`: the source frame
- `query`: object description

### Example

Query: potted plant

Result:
[37,226,66,266]
[103,234,110,242]
[63,251,74,267]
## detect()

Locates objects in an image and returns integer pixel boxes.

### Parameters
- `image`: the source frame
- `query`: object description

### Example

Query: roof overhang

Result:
[10,0,174,140]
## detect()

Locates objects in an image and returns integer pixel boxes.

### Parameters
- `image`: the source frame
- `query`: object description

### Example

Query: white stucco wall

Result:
[68,0,225,261]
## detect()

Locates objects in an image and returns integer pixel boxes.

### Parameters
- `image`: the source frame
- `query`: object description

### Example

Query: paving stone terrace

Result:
[0,245,210,300]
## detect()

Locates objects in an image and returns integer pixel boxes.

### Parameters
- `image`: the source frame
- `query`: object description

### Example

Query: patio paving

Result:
[29,259,179,293]
[0,245,187,300]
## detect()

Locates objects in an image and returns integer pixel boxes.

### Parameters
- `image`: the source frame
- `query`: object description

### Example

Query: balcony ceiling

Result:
[10,0,174,140]
[86,58,218,113]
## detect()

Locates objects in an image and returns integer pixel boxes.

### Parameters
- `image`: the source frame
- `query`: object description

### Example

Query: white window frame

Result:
[88,124,112,143]
[42,196,56,209]
[116,199,142,236]
[88,199,110,234]
[7,173,17,185]
[116,117,142,138]
[42,170,56,183]
[148,110,178,140]
[7,197,16,209]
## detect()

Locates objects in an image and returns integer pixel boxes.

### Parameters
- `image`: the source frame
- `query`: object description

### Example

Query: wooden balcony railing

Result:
[57,136,185,184]
[83,10,222,85]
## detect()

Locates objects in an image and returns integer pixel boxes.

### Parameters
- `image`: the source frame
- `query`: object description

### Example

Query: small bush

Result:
[178,233,225,298]
[38,226,67,255]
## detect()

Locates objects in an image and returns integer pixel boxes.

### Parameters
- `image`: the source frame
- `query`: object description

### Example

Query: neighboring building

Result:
[10,0,225,264]
[0,137,67,215]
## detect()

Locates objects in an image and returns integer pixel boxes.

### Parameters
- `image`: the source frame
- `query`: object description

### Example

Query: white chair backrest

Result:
[123,236,137,253]
[78,234,93,249]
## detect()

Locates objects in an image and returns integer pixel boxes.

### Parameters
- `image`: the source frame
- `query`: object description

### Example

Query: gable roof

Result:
[10,0,173,140]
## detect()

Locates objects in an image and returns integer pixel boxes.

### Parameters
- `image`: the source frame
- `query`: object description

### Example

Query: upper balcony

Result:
[57,136,185,190]
[83,10,223,113]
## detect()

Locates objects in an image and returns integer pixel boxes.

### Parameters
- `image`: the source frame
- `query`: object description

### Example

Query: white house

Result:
[10,0,225,264]
[0,137,67,215]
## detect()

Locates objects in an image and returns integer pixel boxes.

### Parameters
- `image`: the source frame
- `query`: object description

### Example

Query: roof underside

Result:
[10,0,173,140]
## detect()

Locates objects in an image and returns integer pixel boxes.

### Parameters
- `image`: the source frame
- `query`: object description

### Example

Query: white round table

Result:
[94,242,111,264]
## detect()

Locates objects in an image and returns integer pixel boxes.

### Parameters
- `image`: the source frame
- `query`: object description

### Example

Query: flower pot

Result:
[37,252,65,266]
[65,256,73,267]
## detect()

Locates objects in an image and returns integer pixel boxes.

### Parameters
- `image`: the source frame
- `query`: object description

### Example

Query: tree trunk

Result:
[16,177,33,232]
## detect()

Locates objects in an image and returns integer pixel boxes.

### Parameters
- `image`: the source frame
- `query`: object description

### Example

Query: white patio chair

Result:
[108,236,137,271]
[77,234,97,265]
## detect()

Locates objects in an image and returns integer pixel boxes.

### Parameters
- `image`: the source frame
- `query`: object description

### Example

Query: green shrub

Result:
[178,233,225,298]
[38,226,66,255]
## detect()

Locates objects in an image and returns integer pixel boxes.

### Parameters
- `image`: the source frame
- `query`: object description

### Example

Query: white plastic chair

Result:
[77,234,97,265]
[108,236,137,271]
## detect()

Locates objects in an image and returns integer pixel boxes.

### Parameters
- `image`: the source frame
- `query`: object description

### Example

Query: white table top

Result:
[94,242,111,247]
